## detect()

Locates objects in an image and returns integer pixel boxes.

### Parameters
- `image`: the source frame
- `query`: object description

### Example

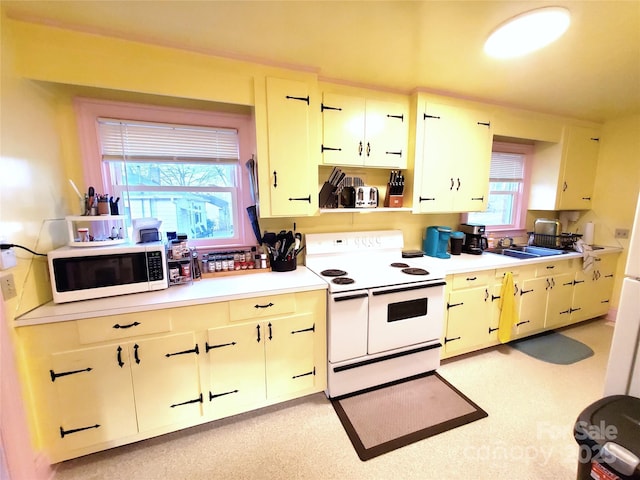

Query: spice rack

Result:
[199,248,271,278]
[65,215,126,247]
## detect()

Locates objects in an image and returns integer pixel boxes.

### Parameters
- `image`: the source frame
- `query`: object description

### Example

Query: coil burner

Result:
[321,269,348,277]
[332,277,355,285]
[402,267,429,276]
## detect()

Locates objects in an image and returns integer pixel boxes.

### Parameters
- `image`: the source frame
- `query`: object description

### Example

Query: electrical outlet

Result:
[614,228,630,239]
[1,273,17,301]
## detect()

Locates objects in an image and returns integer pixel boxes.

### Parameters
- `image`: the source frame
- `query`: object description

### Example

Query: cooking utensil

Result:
[245,155,262,244]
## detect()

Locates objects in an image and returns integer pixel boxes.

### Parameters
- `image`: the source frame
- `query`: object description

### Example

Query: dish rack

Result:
[528,232,582,249]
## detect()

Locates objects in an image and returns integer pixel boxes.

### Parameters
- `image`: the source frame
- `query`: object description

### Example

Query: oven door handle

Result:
[371,281,446,296]
[333,293,369,302]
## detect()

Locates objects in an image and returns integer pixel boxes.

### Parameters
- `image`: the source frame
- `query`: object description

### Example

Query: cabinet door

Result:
[452,108,492,212]
[516,277,547,336]
[558,126,600,210]
[130,332,203,432]
[444,287,491,354]
[49,344,137,451]
[321,92,365,166]
[265,313,317,399]
[545,273,575,328]
[265,77,317,216]
[206,323,266,417]
[415,103,491,213]
[365,99,408,168]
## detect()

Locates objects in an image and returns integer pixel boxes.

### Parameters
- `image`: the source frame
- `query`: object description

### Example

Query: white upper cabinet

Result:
[413,100,493,213]
[321,92,408,169]
[529,124,600,210]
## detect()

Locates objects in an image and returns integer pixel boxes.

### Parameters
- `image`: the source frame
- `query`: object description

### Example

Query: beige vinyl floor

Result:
[53,318,614,480]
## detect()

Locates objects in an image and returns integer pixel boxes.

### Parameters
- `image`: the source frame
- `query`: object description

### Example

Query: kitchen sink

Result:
[486,245,569,259]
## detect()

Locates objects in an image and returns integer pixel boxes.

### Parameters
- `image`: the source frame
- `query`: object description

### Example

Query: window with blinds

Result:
[97,118,243,243]
[468,144,531,229]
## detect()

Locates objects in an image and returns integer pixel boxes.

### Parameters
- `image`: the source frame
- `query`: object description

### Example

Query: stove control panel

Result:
[306,230,403,255]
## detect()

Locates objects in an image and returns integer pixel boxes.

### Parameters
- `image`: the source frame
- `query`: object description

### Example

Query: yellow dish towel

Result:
[498,272,519,344]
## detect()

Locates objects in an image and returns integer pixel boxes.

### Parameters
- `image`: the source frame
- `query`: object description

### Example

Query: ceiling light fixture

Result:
[484,6,571,59]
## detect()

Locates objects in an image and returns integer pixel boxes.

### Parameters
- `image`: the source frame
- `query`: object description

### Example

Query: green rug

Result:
[510,331,594,365]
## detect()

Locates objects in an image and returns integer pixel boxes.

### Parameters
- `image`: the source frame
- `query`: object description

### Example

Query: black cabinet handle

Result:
[358,141,363,156]
[516,320,530,327]
[256,324,261,343]
[134,344,141,364]
[366,142,371,157]
[570,307,581,313]
[165,345,199,358]
[456,178,461,191]
[209,389,239,400]
[273,171,277,188]
[60,424,100,438]
[477,121,491,127]
[560,309,571,315]
[289,195,311,203]
[491,294,501,301]
[170,393,203,408]
[447,302,464,309]
[268,322,273,341]
[563,181,568,192]
[117,346,124,368]
[286,95,309,105]
[424,114,441,120]
[292,324,315,334]
[205,341,236,353]
[450,178,454,190]
[520,289,534,296]
[419,196,435,202]
[385,150,402,157]
[50,367,92,382]
[444,336,461,344]
[113,322,140,329]
[484,289,489,301]
[387,114,404,121]
[255,302,274,309]
[582,197,591,201]
[489,327,499,333]
[573,280,585,285]
[471,196,485,201]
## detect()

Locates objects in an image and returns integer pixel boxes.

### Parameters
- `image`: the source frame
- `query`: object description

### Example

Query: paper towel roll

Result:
[583,222,594,245]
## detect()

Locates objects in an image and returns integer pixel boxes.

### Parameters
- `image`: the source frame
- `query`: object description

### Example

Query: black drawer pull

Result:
[385,150,402,157]
[60,424,100,438]
[165,345,199,358]
[520,289,534,295]
[255,302,274,309]
[113,321,140,329]
[50,367,92,382]
[444,336,461,344]
[209,389,239,400]
[289,195,311,203]
[291,324,315,334]
[419,196,435,202]
[466,276,477,281]
[205,341,236,353]
[321,104,342,112]
[447,302,464,309]
[170,393,203,408]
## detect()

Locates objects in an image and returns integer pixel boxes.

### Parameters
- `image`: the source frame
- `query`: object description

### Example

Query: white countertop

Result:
[16,246,622,326]
[16,267,328,326]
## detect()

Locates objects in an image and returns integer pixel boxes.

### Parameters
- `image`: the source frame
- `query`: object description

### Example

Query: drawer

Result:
[535,259,571,277]
[229,293,297,322]
[494,267,521,279]
[77,311,172,344]
[451,270,492,289]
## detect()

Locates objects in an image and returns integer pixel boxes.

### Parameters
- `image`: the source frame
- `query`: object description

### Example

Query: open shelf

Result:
[66,215,127,247]
[319,207,412,214]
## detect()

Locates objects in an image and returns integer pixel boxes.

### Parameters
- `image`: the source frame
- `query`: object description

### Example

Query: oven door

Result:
[368,281,445,354]
[328,290,369,363]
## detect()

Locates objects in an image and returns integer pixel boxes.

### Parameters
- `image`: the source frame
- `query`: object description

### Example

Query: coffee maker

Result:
[459,223,488,255]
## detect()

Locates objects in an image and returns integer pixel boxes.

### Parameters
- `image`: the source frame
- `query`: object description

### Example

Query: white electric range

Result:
[304,230,446,398]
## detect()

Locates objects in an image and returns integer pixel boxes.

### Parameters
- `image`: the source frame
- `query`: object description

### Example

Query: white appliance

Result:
[304,230,446,398]
[48,242,168,303]
[604,192,640,397]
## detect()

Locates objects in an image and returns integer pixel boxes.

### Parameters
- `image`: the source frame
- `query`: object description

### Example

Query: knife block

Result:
[384,183,404,208]
[319,182,338,208]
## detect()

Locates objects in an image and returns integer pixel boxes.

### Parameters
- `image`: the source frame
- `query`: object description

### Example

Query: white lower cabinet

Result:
[17,289,326,463]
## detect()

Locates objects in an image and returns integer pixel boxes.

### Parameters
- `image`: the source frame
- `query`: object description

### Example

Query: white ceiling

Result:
[3,0,640,123]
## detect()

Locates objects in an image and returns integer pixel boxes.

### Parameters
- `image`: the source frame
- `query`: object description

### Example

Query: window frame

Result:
[463,141,533,235]
[74,98,256,249]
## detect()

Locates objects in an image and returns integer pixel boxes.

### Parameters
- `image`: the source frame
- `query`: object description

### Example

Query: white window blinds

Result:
[97,118,239,163]
[489,152,525,180]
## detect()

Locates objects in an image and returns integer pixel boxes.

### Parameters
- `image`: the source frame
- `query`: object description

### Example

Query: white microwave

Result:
[48,242,168,304]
